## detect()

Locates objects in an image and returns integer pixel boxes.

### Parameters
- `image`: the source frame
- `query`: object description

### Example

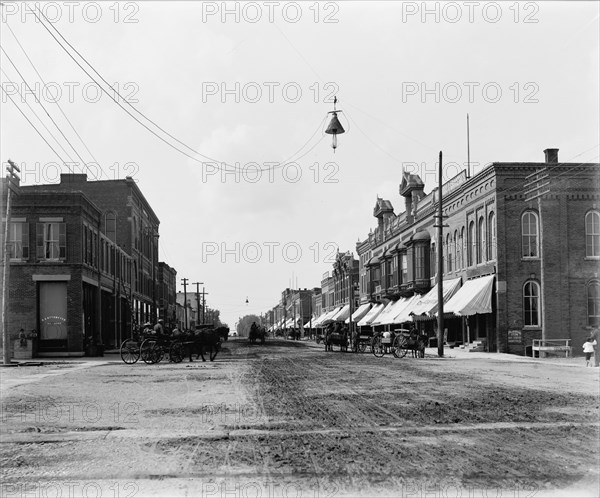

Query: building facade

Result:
[356,149,600,354]
[2,173,174,355]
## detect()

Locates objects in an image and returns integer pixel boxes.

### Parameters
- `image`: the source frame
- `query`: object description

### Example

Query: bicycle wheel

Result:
[371,334,385,358]
[120,339,140,364]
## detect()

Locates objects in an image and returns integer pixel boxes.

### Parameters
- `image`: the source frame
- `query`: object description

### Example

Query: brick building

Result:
[2,173,173,356]
[356,149,600,354]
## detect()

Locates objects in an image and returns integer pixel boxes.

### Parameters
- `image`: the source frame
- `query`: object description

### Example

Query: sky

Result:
[1,1,599,329]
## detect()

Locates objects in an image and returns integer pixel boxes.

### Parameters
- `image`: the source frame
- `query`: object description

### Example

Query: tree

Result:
[237,315,261,337]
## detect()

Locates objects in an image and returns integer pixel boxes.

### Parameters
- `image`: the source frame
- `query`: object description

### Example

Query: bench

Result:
[532,339,572,358]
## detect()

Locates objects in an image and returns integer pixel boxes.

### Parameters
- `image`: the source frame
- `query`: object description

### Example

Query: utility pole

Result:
[1,160,20,366]
[181,278,188,331]
[201,287,208,324]
[193,281,204,327]
[434,151,447,358]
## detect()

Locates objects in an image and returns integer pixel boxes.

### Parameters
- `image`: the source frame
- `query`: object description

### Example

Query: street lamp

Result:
[325,96,345,152]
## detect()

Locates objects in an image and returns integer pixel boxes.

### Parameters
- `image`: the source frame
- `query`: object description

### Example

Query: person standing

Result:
[592,329,600,367]
[583,337,597,367]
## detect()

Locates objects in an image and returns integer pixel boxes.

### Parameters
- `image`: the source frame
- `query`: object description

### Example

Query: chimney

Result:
[60,173,88,184]
[543,148,559,163]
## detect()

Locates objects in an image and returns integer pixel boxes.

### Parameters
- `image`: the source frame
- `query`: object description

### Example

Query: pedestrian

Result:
[592,329,600,367]
[582,336,597,367]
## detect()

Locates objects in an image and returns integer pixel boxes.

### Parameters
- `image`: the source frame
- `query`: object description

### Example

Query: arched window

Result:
[468,221,476,266]
[446,233,452,273]
[523,281,541,327]
[105,212,116,242]
[460,227,465,269]
[522,211,539,258]
[588,281,600,327]
[585,211,600,258]
[477,216,485,264]
[453,230,459,271]
[488,211,497,261]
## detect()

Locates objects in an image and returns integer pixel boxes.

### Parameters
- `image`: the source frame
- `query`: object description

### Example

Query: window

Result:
[400,252,408,284]
[446,234,452,273]
[460,227,465,269]
[522,211,539,258]
[588,281,600,327]
[36,223,66,260]
[468,221,476,266]
[415,244,427,280]
[478,216,486,264]
[106,212,116,242]
[523,281,541,327]
[8,222,29,260]
[453,230,458,271]
[430,244,436,276]
[585,211,600,258]
[488,212,497,260]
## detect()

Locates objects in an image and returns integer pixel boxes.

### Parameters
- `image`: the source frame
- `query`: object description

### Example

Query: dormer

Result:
[399,172,425,224]
[373,197,395,232]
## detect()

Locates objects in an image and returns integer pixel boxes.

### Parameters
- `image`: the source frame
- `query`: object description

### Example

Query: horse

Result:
[187,328,222,362]
[324,322,349,352]
[249,326,267,344]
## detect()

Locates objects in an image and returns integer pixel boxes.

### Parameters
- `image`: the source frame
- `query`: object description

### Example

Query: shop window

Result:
[585,211,600,258]
[523,281,541,327]
[36,223,66,261]
[522,211,539,258]
[588,280,600,327]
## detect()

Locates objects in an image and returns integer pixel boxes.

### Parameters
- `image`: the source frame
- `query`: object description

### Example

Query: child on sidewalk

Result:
[583,337,597,367]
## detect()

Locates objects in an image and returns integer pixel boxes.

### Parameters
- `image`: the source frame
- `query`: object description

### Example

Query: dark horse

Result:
[249,326,266,344]
[324,322,349,352]
[187,327,222,362]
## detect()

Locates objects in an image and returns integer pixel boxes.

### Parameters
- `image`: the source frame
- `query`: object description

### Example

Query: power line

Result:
[1,46,91,168]
[1,85,71,166]
[30,5,327,173]
[4,20,100,167]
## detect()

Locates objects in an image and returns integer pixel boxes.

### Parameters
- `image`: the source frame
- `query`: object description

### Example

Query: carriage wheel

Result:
[392,335,409,358]
[371,335,385,358]
[169,341,185,363]
[120,339,140,364]
[140,339,162,364]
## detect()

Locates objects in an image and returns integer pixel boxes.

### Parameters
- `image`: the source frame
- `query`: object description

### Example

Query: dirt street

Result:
[1,339,598,498]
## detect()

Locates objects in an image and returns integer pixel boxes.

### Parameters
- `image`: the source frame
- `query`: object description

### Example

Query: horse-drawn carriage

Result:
[371,327,427,358]
[249,325,267,344]
[119,324,222,364]
[324,322,350,352]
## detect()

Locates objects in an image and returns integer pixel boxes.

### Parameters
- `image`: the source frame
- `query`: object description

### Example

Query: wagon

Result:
[371,328,426,358]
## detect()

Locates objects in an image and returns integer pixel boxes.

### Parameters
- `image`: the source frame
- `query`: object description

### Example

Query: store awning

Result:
[409,278,462,319]
[444,275,495,316]
[303,315,317,328]
[372,298,410,325]
[345,303,372,324]
[321,306,343,326]
[390,295,422,324]
[311,312,327,327]
[357,302,385,327]
[332,304,350,322]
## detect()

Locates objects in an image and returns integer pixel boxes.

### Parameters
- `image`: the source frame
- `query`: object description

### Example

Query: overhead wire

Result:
[28,5,325,173]
[3,20,101,168]
[1,45,92,168]
[1,85,71,166]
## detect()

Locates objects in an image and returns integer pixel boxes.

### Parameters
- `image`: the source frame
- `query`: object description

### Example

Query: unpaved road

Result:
[1,339,598,497]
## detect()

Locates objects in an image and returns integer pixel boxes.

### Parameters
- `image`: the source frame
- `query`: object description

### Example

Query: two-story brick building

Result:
[2,173,175,356]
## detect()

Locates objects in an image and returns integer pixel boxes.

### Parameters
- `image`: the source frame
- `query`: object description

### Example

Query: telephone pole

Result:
[2,160,20,366]
[181,278,189,330]
[193,281,204,327]
[434,151,447,358]
[201,287,208,324]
